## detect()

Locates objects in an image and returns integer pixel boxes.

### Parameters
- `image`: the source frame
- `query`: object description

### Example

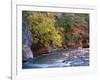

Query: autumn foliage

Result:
[22,11,89,56]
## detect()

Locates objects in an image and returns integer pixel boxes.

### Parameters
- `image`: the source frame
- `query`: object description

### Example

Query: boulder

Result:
[22,45,33,62]
[80,39,89,48]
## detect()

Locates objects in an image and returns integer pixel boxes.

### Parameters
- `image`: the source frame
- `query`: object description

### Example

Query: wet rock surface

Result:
[23,48,89,69]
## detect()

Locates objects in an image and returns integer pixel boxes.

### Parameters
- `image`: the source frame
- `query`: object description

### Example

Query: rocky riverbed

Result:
[22,48,89,69]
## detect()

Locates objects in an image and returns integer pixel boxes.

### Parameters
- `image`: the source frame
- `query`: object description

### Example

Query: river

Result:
[22,48,89,69]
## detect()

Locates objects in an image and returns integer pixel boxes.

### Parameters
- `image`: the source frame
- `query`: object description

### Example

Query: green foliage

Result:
[74,14,89,28]
[58,13,89,29]
[64,33,81,42]
[22,11,89,50]
[58,13,89,43]
[28,12,62,48]
[58,14,75,29]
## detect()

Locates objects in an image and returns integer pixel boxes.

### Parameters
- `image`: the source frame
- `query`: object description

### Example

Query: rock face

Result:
[22,21,32,47]
[22,20,33,62]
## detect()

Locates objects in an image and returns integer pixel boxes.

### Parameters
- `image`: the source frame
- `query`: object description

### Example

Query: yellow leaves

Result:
[33,38,39,44]
[23,11,89,50]
[28,12,62,48]
[52,33,62,47]
[29,12,45,26]
[47,12,56,18]
[40,40,44,43]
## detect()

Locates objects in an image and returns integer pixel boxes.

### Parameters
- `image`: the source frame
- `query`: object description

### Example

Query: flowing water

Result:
[23,48,89,69]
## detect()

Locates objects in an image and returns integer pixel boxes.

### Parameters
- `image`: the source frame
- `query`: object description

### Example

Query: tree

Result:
[64,33,81,42]
[28,12,62,49]
[74,13,89,29]
[58,13,75,29]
